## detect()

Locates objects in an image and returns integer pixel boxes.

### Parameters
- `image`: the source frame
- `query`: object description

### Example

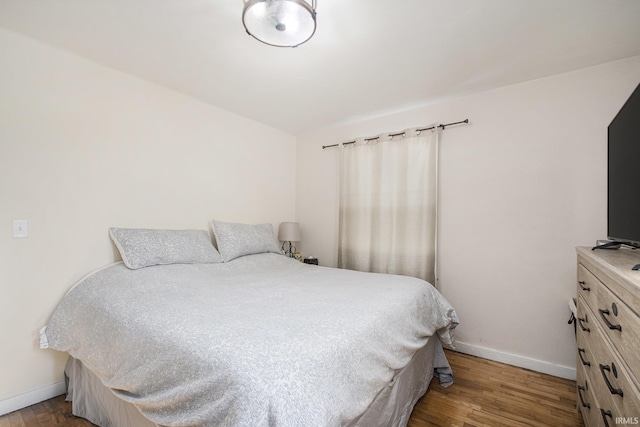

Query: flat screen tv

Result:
[607,82,640,248]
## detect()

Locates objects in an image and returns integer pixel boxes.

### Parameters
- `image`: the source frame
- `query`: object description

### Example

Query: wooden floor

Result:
[0,350,583,427]
[409,350,584,427]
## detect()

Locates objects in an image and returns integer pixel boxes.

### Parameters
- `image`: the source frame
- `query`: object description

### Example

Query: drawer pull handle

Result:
[598,309,622,331]
[599,364,624,397]
[578,280,590,291]
[577,316,590,332]
[577,385,590,408]
[578,348,590,366]
[601,409,613,427]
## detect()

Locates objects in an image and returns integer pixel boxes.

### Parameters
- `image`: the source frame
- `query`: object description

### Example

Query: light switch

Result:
[13,219,28,238]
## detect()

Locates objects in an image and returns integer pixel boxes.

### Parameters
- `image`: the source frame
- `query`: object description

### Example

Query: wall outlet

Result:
[13,219,28,238]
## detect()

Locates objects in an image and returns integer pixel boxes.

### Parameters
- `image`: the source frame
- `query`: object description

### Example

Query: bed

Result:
[40,224,458,427]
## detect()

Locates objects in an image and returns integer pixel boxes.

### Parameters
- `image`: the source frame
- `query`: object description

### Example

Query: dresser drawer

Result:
[591,384,630,427]
[596,282,640,385]
[578,263,600,313]
[588,311,640,423]
[577,362,603,427]
[576,295,596,346]
[576,300,597,382]
[577,354,637,427]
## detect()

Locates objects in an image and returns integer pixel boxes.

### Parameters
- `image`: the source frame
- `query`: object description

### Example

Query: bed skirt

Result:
[65,337,452,427]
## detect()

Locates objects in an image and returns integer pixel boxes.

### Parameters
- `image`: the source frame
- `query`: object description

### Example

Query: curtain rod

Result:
[321,119,469,150]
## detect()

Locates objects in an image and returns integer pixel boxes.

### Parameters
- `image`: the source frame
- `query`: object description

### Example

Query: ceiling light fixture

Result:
[242,0,317,48]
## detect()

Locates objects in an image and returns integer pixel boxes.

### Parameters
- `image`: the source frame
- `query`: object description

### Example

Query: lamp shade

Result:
[278,222,301,241]
[242,0,317,48]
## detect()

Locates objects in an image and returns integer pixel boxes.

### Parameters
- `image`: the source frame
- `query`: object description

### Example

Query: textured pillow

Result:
[212,220,282,262]
[109,228,223,269]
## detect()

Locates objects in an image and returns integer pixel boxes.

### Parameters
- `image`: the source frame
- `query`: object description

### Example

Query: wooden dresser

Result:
[575,246,640,426]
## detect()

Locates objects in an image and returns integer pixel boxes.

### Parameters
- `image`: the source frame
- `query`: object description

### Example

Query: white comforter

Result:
[42,253,458,427]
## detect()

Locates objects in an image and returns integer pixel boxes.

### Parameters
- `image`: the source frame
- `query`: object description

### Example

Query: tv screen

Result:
[608,82,640,246]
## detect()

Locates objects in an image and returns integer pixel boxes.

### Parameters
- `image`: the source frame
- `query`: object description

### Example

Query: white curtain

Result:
[338,126,439,285]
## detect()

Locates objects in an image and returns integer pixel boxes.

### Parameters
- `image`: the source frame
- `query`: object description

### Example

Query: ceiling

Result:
[1,0,639,135]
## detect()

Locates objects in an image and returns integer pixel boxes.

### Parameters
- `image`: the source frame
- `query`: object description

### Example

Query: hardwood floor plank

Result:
[0,350,583,427]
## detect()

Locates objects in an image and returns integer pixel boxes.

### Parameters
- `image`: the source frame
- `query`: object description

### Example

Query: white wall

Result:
[296,56,640,378]
[0,28,296,408]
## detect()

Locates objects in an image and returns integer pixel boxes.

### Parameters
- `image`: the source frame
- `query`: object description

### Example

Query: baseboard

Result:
[453,341,576,380]
[0,381,66,416]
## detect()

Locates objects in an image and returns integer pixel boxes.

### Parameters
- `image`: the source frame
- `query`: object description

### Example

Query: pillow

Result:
[109,228,223,269]
[211,220,282,262]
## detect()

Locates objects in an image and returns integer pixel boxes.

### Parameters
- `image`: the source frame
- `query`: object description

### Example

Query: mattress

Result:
[65,337,451,427]
[42,253,458,426]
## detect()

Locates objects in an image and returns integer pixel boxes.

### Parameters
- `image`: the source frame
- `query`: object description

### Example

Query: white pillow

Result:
[211,220,282,262]
[109,228,223,269]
